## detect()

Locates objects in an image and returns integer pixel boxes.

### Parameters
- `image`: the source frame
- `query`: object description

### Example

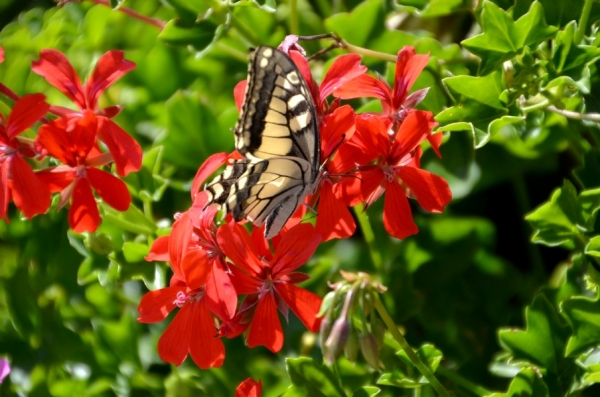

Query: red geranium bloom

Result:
[0,47,4,63]
[137,198,228,369]
[336,111,452,240]
[32,49,141,176]
[0,94,51,220]
[334,46,442,156]
[236,378,262,397]
[35,110,131,232]
[218,222,322,352]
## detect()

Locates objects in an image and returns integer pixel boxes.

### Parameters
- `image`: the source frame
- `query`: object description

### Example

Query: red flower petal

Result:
[9,154,51,219]
[275,282,322,333]
[146,235,170,262]
[6,94,50,139]
[333,73,392,105]
[157,303,194,366]
[392,46,429,110]
[272,223,321,277]
[169,210,194,278]
[383,180,418,239]
[334,166,384,207]
[320,105,355,159]
[228,264,262,295]
[289,51,320,106]
[355,114,391,159]
[247,291,284,352]
[390,110,435,162]
[191,152,229,201]
[31,49,86,110]
[206,258,238,320]
[36,120,78,166]
[137,286,183,323]
[188,298,225,369]
[85,50,135,111]
[428,132,443,158]
[234,80,247,113]
[396,166,452,213]
[180,249,212,290]
[96,117,142,176]
[217,222,264,276]
[251,225,272,261]
[36,166,76,193]
[0,162,10,220]
[0,47,4,63]
[315,181,356,241]
[236,378,262,397]
[319,54,367,101]
[86,167,131,211]
[69,177,100,233]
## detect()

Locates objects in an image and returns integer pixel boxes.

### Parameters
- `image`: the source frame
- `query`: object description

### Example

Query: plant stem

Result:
[289,0,299,35]
[353,205,383,272]
[436,366,492,396]
[0,83,20,102]
[61,0,166,29]
[341,41,396,63]
[374,295,451,397]
[575,0,594,44]
[547,105,600,122]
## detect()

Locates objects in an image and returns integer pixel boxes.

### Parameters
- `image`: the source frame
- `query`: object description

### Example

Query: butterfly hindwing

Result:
[206,46,320,239]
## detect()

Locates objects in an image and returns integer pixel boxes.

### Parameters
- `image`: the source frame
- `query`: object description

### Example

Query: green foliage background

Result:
[1,0,600,396]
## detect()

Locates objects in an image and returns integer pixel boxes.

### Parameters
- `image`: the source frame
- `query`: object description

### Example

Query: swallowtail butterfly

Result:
[205,46,320,239]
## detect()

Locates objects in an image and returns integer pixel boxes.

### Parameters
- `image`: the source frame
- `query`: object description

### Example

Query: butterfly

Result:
[205,46,320,239]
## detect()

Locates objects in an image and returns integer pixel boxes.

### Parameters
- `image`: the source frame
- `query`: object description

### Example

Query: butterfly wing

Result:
[206,46,320,238]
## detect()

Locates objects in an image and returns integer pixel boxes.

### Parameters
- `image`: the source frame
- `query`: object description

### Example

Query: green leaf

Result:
[436,70,508,147]
[377,344,442,388]
[462,1,558,75]
[552,21,600,81]
[284,357,346,397]
[420,0,471,17]
[324,0,385,47]
[586,236,600,258]
[159,18,224,52]
[351,386,380,397]
[122,242,149,263]
[561,296,600,356]
[498,294,570,372]
[525,180,579,246]
[487,367,549,397]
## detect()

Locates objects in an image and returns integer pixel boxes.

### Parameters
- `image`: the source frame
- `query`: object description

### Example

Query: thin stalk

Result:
[547,105,600,122]
[289,0,299,35]
[374,295,451,397]
[341,41,396,63]
[0,83,20,102]
[575,0,594,44]
[59,0,165,29]
[353,205,383,272]
[143,199,154,223]
[436,366,492,396]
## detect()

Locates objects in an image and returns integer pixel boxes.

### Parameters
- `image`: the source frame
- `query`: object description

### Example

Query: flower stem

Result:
[436,366,492,396]
[353,205,383,272]
[61,0,165,29]
[289,0,299,35]
[340,41,396,63]
[575,0,594,44]
[0,83,20,102]
[547,105,600,122]
[373,294,451,397]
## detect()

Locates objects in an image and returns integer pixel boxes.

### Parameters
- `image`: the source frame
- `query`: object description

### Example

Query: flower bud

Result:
[324,317,350,365]
[344,327,359,363]
[360,333,381,370]
[319,316,333,353]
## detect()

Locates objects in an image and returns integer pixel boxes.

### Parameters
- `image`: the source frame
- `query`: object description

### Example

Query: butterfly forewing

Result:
[205,46,320,239]
[235,47,320,171]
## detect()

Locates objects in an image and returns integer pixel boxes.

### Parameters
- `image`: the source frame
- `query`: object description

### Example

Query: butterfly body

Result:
[205,46,320,239]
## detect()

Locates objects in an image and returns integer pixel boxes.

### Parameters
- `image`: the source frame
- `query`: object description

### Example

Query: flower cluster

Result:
[138,40,452,369]
[0,48,141,232]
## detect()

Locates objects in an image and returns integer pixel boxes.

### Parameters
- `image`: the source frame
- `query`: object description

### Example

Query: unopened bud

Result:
[344,327,359,363]
[319,316,333,352]
[360,333,381,370]
[372,319,385,348]
[324,317,350,365]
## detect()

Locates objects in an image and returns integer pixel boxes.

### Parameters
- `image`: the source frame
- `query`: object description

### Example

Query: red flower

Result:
[0,47,4,63]
[32,49,141,176]
[334,46,442,156]
[0,94,51,220]
[137,198,228,369]
[36,111,131,232]
[336,111,452,239]
[236,378,262,397]
[218,222,322,352]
